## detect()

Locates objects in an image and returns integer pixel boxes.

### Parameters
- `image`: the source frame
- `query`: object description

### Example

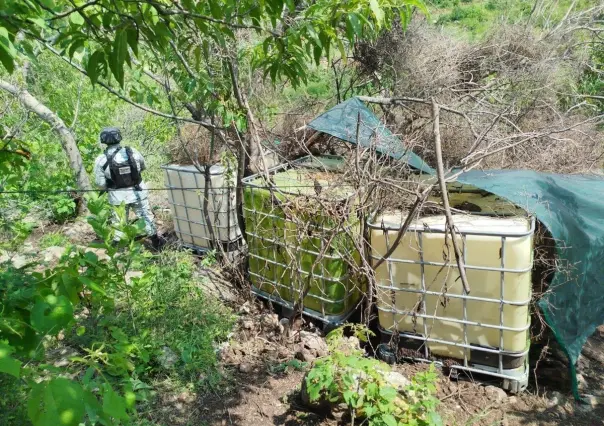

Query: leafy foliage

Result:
[0,194,235,424]
[0,0,427,130]
[305,325,442,426]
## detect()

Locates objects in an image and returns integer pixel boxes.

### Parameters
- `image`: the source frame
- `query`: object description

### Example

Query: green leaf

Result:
[76,326,86,336]
[126,27,138,57]
[347,14,362,38]
[0,342,21,378]
[313,45,322,66]
[69,12,85,26]
[30,295,74,335]
[28,18,47,29]
[369,0,384,25]
[381,413,398,426]
[209,0,223,19]
[0,27,16,73]
[102,385,129,421]
[109,29,128,87]
[379,386,397,401]
[28,378,85,426]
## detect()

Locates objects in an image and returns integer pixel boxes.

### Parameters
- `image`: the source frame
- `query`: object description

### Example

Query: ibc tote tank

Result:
[162,164,242,251]
[370,213,534,371]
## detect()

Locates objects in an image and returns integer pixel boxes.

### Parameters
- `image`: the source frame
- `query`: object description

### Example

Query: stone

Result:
[10,254,29,269]
[177,391,195,403]
[260,313,280,330]
[239,362,253,373]
[547,391,564,407]
[238,302,252,314]
[579,394,604,410]
[42,246,67,264]
[507,396,518,405]
[485,385,507,403]
[125,271,143,284]
[295,347,315,363]
[158,346,178,369]
[300,331,329,358]
[383,371,411,391]
[576,374,589,391]
[241,320,254,330]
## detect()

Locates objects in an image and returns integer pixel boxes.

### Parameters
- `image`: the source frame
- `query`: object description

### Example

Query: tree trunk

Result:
[0,79,93,195]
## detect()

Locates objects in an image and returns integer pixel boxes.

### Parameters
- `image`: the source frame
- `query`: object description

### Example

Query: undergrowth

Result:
[0,194,235,425]
[305,325,442,426]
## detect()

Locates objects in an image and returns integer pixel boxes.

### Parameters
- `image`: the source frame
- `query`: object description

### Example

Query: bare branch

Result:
[432,98,471,295]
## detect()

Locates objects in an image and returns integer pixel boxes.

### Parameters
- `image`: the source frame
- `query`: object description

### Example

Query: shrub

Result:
[305,325,442,426]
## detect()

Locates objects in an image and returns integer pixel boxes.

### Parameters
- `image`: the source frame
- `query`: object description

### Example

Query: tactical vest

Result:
[103,146,142,190]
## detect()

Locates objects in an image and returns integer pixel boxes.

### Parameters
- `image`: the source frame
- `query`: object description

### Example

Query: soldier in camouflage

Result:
[93,127,163,249]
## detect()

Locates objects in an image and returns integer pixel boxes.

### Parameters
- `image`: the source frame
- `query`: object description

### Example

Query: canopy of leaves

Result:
[0,0,428,126]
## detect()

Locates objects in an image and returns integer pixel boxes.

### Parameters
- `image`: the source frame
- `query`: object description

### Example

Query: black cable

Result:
[0,184,357,195]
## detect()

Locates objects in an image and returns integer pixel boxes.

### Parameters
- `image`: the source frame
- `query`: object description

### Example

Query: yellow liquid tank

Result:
[371,213,534,367]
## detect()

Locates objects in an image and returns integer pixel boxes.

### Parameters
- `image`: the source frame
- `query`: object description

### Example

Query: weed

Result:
[39,231,69,248]
[305,325,442,425]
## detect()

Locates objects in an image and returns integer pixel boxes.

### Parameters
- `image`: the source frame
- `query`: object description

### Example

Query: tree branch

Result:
[41,41,223,131]
[432,98,471,294]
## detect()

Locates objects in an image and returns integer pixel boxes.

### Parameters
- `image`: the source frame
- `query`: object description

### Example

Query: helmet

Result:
[100,127,122,145]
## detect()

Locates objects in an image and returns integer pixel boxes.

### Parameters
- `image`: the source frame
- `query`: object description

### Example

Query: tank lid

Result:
[162,163,225,175]
[372,213,533,236]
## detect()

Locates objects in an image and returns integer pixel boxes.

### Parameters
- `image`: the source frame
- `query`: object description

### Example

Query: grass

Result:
[38,231,69,248]
[430,0,597,38]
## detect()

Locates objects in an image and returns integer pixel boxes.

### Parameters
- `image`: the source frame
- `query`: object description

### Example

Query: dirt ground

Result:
[182,299,604,426]
[18,205,604,426]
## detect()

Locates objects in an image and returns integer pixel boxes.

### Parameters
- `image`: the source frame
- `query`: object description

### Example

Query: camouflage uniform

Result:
[93,144,157,237]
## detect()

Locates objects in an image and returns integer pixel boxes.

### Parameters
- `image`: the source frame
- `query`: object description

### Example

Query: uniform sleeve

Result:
[133,148,146,172]
[93,155,108,189]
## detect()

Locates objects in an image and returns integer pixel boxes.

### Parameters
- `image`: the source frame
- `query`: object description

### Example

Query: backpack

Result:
[102,146,142,190]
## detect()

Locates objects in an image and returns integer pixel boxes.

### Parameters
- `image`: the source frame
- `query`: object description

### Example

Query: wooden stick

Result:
[431,98,471,295]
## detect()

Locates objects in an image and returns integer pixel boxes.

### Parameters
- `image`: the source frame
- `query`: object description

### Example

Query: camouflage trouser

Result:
[112,198,157,240]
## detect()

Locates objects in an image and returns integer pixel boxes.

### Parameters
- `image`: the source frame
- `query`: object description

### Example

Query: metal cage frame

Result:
[368,215,536,392]
[162,163,242,253]
[242,156,363,325]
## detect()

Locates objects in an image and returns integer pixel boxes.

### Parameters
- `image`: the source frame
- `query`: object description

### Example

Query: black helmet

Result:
[100,127,122,145]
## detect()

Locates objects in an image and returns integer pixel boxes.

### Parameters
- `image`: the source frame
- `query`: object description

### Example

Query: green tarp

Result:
[308,97,434,174]
[458,170,604,399]
[309,98,604,398]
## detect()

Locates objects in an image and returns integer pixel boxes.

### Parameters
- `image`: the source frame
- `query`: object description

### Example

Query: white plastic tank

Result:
[162,164,241,250]
[371,213,534,362]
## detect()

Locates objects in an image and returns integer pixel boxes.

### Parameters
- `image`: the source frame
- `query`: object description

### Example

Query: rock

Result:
[241,320,254,330]
[579,394,604,409]
[63,220,90,240]
[547,391,564,407]
[383,371,411,391]
[239,301,252,314]
[177,391,195,403]
[42,246,67,264]
[485,385,507,403]
[300,331,329,358]
[295,347,315,363]
[125,271,143,284]
[260,313,280,330]
[22,242,35,254]
[158,346,178,369]
[10,254,29,269]
[339,336,361,355]
[239,362,253,373]
[576,373,589,391]
[508,396,517,405]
